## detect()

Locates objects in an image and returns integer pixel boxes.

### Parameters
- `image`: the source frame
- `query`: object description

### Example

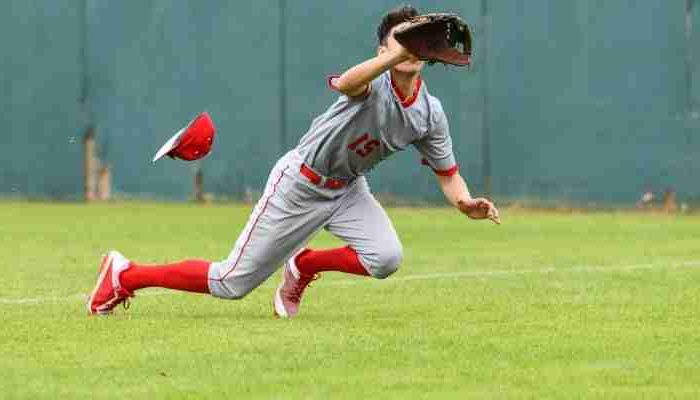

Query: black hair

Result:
[376,5,419,45]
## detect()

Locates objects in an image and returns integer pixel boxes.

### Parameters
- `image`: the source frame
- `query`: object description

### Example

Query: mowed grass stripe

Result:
[2,258,699,305]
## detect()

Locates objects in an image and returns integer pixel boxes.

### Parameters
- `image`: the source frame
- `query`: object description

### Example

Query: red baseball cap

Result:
[152,112,216,163]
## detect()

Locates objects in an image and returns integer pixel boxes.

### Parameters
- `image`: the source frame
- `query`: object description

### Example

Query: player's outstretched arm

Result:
[436,173,500,224]
[333,46,411,97]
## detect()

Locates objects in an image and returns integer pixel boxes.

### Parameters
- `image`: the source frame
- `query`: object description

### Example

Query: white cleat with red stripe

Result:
[86,250,134,315]
[273,250,319,319]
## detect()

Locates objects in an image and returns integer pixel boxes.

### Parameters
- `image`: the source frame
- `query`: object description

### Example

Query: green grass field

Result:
[1,202,699,399]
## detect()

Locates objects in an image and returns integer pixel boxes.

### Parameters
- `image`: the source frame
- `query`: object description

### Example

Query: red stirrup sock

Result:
[120,260,211,294]
[295,246,370,276]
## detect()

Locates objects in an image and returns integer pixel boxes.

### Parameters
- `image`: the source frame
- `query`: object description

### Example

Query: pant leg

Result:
[208,155,334,299]
[325,178,403,279]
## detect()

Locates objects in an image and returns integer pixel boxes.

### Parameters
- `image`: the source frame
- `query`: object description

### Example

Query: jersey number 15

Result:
[348,133,380,158]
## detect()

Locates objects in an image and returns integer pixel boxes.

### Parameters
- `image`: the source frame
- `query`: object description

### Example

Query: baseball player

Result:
[87,5,500,318]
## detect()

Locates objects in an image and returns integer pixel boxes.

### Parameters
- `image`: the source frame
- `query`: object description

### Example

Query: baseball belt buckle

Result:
[317,175,346,189]
[324,177,346,190]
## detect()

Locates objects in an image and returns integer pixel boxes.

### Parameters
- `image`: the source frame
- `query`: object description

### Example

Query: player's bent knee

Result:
[221,290,248,300]
[210,287,249,300]
[207,277,252,300]
[372,262,400,279]
[368,244,403,279]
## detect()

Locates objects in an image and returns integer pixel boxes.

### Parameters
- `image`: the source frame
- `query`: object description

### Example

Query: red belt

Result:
[300,164,348,190]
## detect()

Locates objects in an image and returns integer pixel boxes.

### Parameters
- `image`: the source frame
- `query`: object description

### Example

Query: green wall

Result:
[1,1,83,198]
[1,1,698,204]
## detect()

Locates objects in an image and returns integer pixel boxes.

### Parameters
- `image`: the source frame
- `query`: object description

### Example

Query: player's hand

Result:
[457,198,501,225]
[391,22,420,61]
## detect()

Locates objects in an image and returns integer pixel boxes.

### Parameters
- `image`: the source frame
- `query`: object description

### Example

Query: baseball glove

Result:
[393,13,472,66]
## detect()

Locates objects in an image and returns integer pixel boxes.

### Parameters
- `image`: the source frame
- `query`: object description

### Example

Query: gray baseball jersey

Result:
[297,71,458,178]
[207,71,458,299]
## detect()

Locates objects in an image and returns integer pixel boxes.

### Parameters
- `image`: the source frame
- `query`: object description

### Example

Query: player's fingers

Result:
[487,205,501,225]
[478,199,493,209]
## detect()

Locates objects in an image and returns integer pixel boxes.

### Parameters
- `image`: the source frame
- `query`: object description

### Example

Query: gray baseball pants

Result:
[207,150,403,299]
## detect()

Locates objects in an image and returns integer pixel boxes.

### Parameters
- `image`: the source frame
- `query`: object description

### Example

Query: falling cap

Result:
[152,112,216,163]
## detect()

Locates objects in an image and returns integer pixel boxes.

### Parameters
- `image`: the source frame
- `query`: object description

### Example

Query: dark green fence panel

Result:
[0,1,83,198]
[488,0,699,204]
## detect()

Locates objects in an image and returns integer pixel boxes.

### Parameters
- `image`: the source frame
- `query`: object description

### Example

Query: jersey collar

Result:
[390,73,422,108]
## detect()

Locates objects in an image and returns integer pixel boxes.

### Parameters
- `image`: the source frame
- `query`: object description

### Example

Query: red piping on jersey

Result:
[434,165,459,177]
[327,75,371,99]
[216,166,289,282]
[391,74,422,108]
[421,158,459,177]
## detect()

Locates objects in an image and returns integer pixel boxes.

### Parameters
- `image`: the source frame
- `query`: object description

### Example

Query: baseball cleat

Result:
[86,250,134,315]
[273,250,319,319]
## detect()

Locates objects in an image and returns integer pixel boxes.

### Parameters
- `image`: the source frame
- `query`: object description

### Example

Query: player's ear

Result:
[377,45,387,56]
